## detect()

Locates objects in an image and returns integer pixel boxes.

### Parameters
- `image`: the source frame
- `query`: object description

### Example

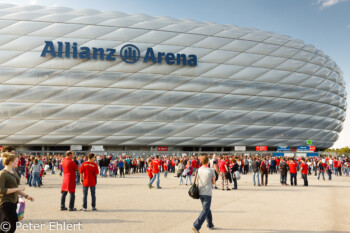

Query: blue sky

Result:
[1,0,350,148]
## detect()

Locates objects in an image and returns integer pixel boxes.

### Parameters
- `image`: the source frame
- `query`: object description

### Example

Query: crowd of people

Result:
[0,151,348,190]
[145,154,350,189]
[0,146,349,233]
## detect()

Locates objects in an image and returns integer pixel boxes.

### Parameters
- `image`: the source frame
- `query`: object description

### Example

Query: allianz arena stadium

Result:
[0,4,346,150]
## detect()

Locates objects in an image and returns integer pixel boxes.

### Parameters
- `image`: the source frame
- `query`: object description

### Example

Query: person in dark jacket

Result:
[260,157,269,186]
[231,158,239,190]
[279,158,289,186]
[252,156,260,186]
[100,156,109,177]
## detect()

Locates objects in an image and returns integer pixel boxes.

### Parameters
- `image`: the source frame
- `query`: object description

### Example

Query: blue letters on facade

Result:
[40,41,197,67]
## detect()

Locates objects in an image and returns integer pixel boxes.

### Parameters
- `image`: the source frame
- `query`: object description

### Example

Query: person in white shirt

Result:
[192,155,215,233]
[307,160,312,175]
[329,158,334,171]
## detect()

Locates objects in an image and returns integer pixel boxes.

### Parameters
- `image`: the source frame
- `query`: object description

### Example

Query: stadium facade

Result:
[0,4,346,151]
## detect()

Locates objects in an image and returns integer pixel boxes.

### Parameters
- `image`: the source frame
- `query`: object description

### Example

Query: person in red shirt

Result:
[185,161,193,185]
[191,157,197,174]
[171,158,175,173]
[147,163,153,180]
[288,158,298,186]
[61,151,78,211]
[300,158,308,186]
[148,155,161,189]
[163,160,168,178]
[79,153,99,211]
[276,157,280,171]
[333,159,338,175]
[218,156,230,190]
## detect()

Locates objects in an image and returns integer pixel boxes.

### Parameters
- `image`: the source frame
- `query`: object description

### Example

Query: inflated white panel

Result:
[0,4,345,148]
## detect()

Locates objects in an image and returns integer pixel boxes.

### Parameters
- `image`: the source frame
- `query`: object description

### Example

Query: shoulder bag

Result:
[188,170,200,199]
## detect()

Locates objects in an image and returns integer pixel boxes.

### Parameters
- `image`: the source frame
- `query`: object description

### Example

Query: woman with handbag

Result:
[192,155,215,233]
[0,152,34,233]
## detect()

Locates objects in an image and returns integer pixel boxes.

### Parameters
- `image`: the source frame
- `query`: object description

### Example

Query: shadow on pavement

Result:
[213,228,348,233]
[98,209,244,214]
[21,219,142,224]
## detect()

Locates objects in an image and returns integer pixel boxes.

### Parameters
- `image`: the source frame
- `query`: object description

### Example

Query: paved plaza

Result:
[18,172,350,233]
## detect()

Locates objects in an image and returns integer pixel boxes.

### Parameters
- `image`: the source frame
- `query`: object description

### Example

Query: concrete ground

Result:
[17,170,350,233]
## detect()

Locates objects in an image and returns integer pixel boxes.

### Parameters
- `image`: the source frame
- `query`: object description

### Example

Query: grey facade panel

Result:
[0,4,346,148]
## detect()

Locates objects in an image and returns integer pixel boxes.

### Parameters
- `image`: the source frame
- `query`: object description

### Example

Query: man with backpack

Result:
[260,157,269,186]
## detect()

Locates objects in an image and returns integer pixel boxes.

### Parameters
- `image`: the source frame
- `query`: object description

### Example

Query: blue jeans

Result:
[149,172,160,188]
[233,177,237,189]
[193,195,213,231]
[327,170,332,180]
[318,171,325,180]
[164,170,168,178]
[76,171,80,184]
[179,175,183,185]
[290,173,297,186]
[302,173,308,186]
[83,186,96,209]
[253,171,260,186]
[186,175,192,185]
[281,174,287,184]
[27,173,32,186]
[52,165,55,174]
[101,167,107,177]
[20,166,25,177]
[33,172,40,187]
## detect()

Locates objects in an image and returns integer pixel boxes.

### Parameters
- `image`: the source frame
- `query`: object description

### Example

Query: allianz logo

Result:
[41,41,197,67]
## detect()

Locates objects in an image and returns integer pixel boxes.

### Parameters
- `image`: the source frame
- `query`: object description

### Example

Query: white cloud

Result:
[317,0,347,8]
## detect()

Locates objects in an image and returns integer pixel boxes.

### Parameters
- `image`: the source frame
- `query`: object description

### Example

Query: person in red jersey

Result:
[288,158,298,186]
[334,159,339,176]
[79,153,99,211]
[148,155,161,189]
[300,158,309,186]
[185,161,193,185]
[147,163,153,180]
[191,157,197,174]
[276,157,280,171]
[163,159,168,178]
[218,156,230,190]
[61,151,78,211]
